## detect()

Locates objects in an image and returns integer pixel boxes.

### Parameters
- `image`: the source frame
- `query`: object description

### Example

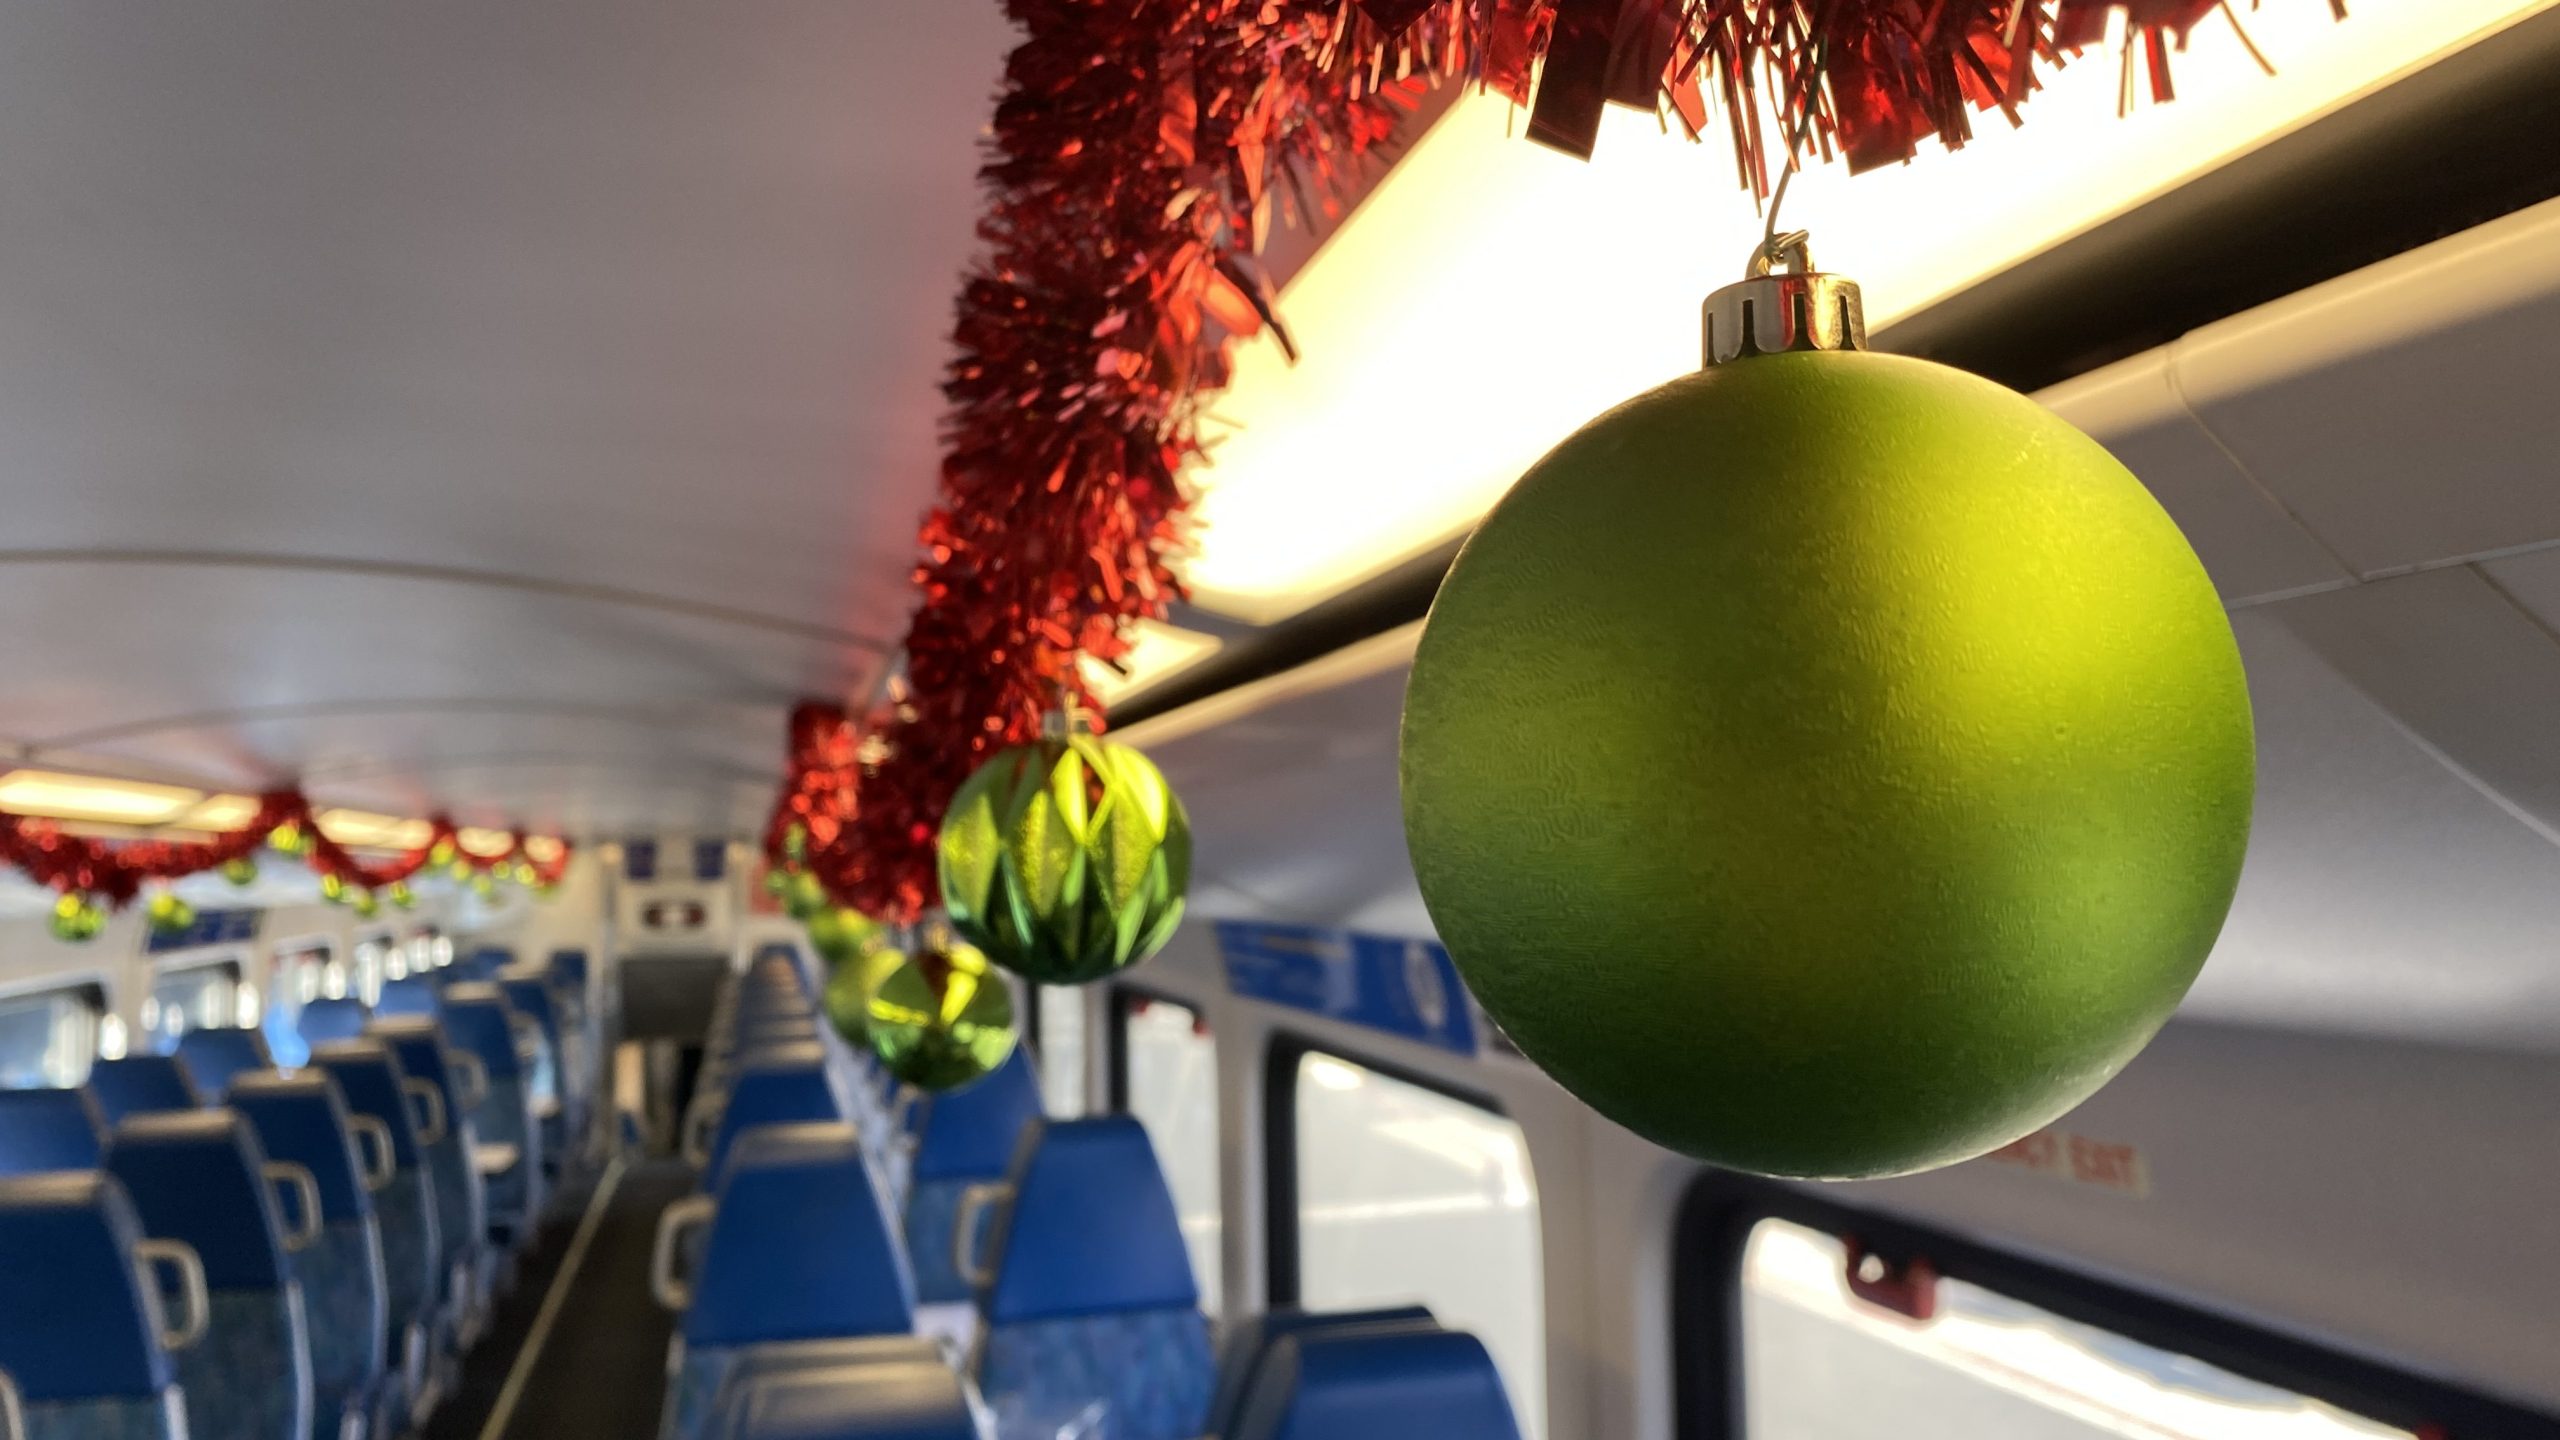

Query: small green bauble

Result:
[823,944,907,1048]
[221,857,259,887]
[782,870,830,922]
[805,906,879,966]
[269,823,305,856]
[429,839,457,867]
[863,940,1019,1092]
[50,892,104,943]
[351,888,380,919]
[146,892,196,936]
[388,882,416,910]
[1401,263,2253,1181]
[938,724,1191,986]
[320,873,350,905]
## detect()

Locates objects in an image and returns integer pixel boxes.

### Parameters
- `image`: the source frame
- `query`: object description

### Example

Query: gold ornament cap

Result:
[1702,231,1868,367]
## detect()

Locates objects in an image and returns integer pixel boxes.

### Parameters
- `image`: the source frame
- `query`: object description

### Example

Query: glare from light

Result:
[1181,0,2551,622]
[0,770,202,824]
[317,809,436,850]
[181,794,265,831]
[234,983,261,1029]
[98,1014,128,1062]
[523,835,567,864]
[1305,1056,1368,1092]
[1083,619,1224,706]
[457,826,512,855]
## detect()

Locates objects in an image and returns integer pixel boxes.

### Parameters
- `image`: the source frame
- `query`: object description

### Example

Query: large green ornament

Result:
[822,944,907,1048]
[937,721,1191,986]
[862,940,1019,1092]
[50,893,105,944]
[1399,247,2255,1181]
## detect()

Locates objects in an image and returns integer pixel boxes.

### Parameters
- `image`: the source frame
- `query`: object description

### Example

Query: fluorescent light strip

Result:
[0,770,203,824]
[1182,0,2553,623]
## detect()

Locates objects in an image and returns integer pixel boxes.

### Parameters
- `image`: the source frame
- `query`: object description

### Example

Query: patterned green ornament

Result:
[1401,255,2253,1181]
[938,724,1191,986]
[782,869,830,922]
[146,892,196,936]
[269,823,306,856]
[50,892,104,943]
[388,882,416,910]
[221,857,259,887]
[862,940,1018,1092]
[429,839,457,867]
[320,873,350,905]
[351,888,380,919]
[822,944,907,1049]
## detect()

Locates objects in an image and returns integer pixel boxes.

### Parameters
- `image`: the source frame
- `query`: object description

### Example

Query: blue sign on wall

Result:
[143,906,261,954]
[1215,920,1479,1057]
[623,838,659,882]
[692,838,728,883]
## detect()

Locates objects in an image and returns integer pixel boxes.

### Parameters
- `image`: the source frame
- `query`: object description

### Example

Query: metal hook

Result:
[1750,230,1814,280]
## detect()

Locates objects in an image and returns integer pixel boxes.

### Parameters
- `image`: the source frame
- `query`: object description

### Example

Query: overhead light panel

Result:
[0,770,203,824]
[1082,619,1223,708]
[317,809,436,851]
[1182,0,2548,623]
[179,794,264,831]
[457,826,513,855]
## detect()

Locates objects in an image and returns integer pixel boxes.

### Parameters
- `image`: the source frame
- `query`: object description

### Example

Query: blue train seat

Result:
[904,1051,1044,1306]
[692,1044,845,1184]
[971,1117,1213,1440]
[497,970,575,1177]
[1202,1306,1439,1439]
[367,1019,491,1336]
[655,1123,915,1440]
[454,948,513,985]
[0,1086,108,1176]
[296,997,372,1050]
[373,975,441,1020]
[230,1072,389,1440]
[1226,1328,1524,1440]
[438,984,545,1243]
[305,1040,443,1425]
[175,1027,276,1101]
[104,1110,314,1440]
[87,1055,203,1125]
[0,1172,197,1440]
[707,1337,987,1440]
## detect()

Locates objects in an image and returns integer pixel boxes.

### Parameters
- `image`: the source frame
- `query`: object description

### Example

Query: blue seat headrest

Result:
[547,949,589,988]
[1230,1328,1523,1440]
[1205,1306,1440,1437]
[689,1122,913,1347]
[297,997,372,1047]
[437,985,525,1078]
[463,947,515,979]
[173,1026,275,1099]
[304,1041,422,1167]
[0,1172,172,1400]
[0,1086,107,1176]
[714,1340,981,1440]
[496,975,561,1041]
[708,1046,844,1181]
[911,1048,1044,1183]
[227,1072,371,1223]
[374,974,441,1019]
[86,1055,203,1125]
[367,1018,464,1106]
[986,1116,1198,1325]
[104,1109,289,1289]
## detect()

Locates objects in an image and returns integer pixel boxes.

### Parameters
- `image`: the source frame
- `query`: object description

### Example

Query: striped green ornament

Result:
[937,723,1191,986]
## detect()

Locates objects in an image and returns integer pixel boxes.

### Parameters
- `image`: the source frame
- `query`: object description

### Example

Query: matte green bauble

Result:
[221,857,259,887]
[938,726,1191,986]
[1401,331,2253,1181]
[823,944,907,1048]
[388,882,416,910]
[320,873,350,905]
[805,906,879,966]
[862,940,1019,1092]
[351,888,380,920]
[146,892,196,936]
[50,893,104,943]
[782,870,830,922]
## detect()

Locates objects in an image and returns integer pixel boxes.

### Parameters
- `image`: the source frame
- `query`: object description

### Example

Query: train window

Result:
[1740,1218,2411,1439]
[1118,994,1221,1313]
[1035,985,1088,1117]
[1287,1048,1546,1438]
[262,940,338,1066]
[0,982,106,1088]
[142,958,245,1055]
[351,934,394,1005]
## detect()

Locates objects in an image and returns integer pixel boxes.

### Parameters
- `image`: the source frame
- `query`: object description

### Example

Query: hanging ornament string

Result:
[788,0,2342,922]
[0,788,573,908]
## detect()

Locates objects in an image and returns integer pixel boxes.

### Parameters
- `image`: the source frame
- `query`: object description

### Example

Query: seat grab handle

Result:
[264,1161,325,1250]
[133,1238,210,1353]
[403,1078,449,1146]
[953,1182,1013,1291]
[448,1051,491,1109]
[649,1195,716,1312]
[349,1115,398,1191]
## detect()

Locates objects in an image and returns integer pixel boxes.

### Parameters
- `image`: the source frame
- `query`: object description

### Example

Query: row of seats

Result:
[0,947,599,1440]
[656,946,1526,1440]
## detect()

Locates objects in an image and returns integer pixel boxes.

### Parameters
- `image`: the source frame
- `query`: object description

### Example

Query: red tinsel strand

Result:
[803,0,2338,921]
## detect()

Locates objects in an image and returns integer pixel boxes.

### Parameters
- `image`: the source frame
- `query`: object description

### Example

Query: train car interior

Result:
[0,4,2556,1440]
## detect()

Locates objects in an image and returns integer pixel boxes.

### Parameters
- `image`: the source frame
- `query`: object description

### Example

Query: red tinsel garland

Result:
[793,0,2340,921]
[0,790,573,907]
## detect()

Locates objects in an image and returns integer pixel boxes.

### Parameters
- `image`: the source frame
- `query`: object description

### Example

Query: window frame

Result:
[0,973,111,1088]
[1105,984,1206,1114]
[1674,1172,2560,1440]
[144,952,248,1048]
[1260,1030,1514,1308]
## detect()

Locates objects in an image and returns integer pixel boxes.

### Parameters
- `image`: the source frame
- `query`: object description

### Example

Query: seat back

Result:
[305,1041,440,1355]
[1202,1306,1439,1438]
[373,974,441,1019]
[229,1072,389,1429]
[86,1055,203,1124]
[297,996,373,1049]
[439,984,543,1232]
[710,1337,985,1440]
[0,1171,179,1430]
[173,1026,275,1100]
[1227,1328,1524,1440]
[974,1117,1212,1440]
[904,1050,1044,1304]
[369,1019,488,1257]
[456,947,514,984]
[701,1044,842,1182]
[0,1087,108,1176]
[104,1109,313,1440]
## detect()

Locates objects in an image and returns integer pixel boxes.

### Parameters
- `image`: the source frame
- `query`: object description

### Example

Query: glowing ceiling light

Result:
[457,826,512,855]
[1082,618,1223,707]
[0,770,203,824]
[317,809,436,850]
[180,794,264,831]
[523,835,567,864]
[1182,0,2550,622]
